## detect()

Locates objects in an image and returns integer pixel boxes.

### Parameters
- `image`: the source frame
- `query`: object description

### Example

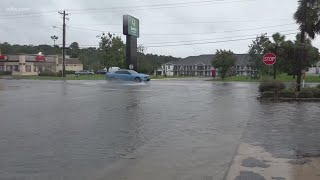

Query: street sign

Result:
[129,64,134,70]
[263,53,276,65]
[123,15,140,38]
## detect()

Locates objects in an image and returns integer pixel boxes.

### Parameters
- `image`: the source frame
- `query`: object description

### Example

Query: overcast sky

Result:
[0,0,318,58]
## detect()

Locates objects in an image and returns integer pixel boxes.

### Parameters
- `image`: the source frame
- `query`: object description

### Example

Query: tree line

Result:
[214,0,320,83]
[0,33,180,74]
[212,32,320,79]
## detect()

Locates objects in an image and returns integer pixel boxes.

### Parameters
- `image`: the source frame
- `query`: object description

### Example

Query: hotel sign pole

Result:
[123,15,140,71]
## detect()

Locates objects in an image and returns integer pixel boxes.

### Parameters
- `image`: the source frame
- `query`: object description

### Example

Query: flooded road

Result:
[0,79,319,180]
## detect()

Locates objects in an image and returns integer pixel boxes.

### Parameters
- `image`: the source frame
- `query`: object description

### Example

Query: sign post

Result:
[123,15,140,72]
[302,69,306,88]
[263,53,277,79]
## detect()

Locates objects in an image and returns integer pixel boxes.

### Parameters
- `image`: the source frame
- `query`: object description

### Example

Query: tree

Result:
[294,0,320,39]
[248,33,271,78]
[294,0,320,90]
[69,42,79,50]
[263,33,286,79]
[279,40,297,75]
[0,42,180,73]
[137,48,180,75]
[78,47,100,70]
[212,50,236,79]
[69,42,80,58]
[98,32,126,71]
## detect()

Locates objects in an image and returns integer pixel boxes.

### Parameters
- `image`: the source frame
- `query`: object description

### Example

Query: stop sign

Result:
[263,53,276,65]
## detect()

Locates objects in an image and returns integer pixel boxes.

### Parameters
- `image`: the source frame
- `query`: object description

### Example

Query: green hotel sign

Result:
[123,15,140,38]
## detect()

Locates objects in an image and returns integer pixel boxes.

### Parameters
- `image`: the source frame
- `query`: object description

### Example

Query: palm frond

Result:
[294,0,320,39]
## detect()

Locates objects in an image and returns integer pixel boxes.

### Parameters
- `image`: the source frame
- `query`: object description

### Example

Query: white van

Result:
[108,67,120,73]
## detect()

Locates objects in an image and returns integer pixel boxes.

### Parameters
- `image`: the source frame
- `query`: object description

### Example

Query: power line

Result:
[68,26,110,33]
[0,10,57,17]
[147,19,293,25]
[143,32,298,48]
[65,32,298,48]
[0,11,58,20]
[68,0,255,14]
[69,0,249,11]
[67,23,296,36]
[143,30,298,45]
[68,18,292,26]
[143,23,296,35]
[0,0,255,20]
[3,17,291,27]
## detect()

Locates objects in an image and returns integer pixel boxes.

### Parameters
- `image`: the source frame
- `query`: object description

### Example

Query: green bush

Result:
[317,84,320,89]
[0,71,12,75]
[259,79,286,93]
[310,88,320,98]
[298,88,314,98]
[279,89,296,98]
[65,70,75,74]
[39,72,61,77]
[261,91,275,98]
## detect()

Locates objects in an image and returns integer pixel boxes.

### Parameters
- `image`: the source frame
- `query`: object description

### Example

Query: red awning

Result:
[0,55,7,60]
[36,55,46,61]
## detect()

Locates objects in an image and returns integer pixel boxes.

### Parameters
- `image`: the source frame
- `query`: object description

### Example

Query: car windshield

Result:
[2,1,320,180]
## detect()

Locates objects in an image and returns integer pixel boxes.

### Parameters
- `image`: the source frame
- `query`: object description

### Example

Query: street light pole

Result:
[50,35,58,46]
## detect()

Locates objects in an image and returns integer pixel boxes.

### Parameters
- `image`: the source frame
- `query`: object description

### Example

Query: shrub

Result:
[65,70,75,75]
[0,71,12,75]
[310,88,320,98]
[259,79,286,93]
[298,88,314,98]
[279,89,296,98]
[39,72,61,77]
[317,84,320,89]
[261,91,275,98]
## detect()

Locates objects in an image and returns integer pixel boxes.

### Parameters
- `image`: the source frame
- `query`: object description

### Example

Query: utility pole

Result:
[297,0,307,91]
[58,10,68,77]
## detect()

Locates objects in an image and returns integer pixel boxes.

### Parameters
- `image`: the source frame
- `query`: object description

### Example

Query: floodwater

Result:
[0,79,319,180]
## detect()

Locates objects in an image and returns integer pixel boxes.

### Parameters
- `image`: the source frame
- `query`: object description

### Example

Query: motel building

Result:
[0,53,83,75]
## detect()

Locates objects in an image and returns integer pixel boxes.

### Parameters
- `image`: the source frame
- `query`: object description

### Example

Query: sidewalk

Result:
[224,101,320,180]
[225,143,320,180]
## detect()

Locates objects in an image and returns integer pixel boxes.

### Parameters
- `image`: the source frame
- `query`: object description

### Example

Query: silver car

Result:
[75,70,95,75]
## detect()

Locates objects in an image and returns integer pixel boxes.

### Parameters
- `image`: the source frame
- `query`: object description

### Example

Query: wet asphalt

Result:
[0,79,319,180]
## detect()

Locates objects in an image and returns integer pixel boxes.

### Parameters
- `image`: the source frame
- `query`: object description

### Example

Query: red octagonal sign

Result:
[263,53,276,65]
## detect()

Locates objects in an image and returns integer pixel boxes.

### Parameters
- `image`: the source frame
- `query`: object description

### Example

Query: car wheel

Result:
[134,77,142,82]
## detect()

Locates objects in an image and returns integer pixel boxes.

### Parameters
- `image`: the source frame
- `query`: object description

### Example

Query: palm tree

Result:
[269,33,286,79]
[294,0,320,39]
[293,0,320,91]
